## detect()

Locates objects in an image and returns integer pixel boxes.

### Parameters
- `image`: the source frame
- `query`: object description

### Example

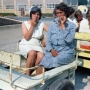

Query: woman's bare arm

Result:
[22,20,37,41]
[43,24,48,32]
[41,24,48,47]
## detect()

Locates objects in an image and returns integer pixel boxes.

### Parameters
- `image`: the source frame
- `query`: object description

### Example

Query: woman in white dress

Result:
[19,6,48,75]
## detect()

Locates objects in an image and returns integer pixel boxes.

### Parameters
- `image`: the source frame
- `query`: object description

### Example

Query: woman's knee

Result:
[37,52,44,60]
[28,50,37,58]
[35,52,44,65]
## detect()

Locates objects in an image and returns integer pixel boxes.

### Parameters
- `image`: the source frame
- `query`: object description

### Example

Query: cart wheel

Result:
[49,79,75,90]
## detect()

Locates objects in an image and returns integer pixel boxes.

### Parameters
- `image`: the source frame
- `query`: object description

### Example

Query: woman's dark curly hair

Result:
[86,9,90,19]
[30,6,42,20]
[86,9,90,29]
[55,2,70,18]
[69,6,75,16]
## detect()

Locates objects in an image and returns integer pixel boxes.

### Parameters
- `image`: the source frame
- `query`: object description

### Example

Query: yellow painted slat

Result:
[78,52,90,58]
[84,60,90,69]
[75,32,90,59]
[75,32,90,41]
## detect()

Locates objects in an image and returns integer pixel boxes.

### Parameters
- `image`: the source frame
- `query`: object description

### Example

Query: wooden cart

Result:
[0,32,90,90]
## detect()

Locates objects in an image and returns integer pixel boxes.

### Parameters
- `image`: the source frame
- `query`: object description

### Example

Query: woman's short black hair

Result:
[30,6,42,19]
[53,8,56,16]
[55,2,69,18]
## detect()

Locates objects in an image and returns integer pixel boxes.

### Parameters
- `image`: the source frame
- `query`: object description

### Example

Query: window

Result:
[5,5,14,9]
[47,4,56,9]
[32,4,42,8]
[18,5,28,11]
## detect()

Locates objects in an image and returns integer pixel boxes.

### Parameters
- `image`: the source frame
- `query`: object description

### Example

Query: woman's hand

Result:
[22,20,37,41]
[60,16,66,24]
[50,49,58,57]
[31,19,38,27]
[59,16,66,30]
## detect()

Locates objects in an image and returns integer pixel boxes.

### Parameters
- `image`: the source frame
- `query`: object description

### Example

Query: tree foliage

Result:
[78,0,87,5]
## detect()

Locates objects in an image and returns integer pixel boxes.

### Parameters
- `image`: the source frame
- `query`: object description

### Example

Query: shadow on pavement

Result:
[75,66,90,90]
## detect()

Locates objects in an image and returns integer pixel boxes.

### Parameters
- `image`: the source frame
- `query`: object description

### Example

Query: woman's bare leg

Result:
[36,66,43,75]
[35,52,44,75]
[26,50,37,76]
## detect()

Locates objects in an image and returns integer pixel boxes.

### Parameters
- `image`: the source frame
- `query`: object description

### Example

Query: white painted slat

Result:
[0,51,26,67]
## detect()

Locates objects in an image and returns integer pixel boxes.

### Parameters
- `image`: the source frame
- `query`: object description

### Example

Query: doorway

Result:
[20,7,25,16]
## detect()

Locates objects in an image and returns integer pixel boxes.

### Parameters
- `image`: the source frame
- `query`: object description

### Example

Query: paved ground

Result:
[0,17,90,90]
[0,24,22,52]
[75,67,90,90]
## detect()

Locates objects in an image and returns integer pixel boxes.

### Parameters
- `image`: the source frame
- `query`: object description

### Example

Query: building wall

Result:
[0,0,2,12]
[0,0,78,16]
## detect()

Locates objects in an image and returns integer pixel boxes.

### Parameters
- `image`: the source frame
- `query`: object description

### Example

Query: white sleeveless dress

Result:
[19,21,44,58]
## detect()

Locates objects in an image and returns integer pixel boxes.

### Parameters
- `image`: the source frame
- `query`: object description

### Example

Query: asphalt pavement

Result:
[0,17,90,90]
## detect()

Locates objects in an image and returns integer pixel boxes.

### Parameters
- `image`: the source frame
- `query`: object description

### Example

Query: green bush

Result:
[42,13,53,17]
[0,13,17,16]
